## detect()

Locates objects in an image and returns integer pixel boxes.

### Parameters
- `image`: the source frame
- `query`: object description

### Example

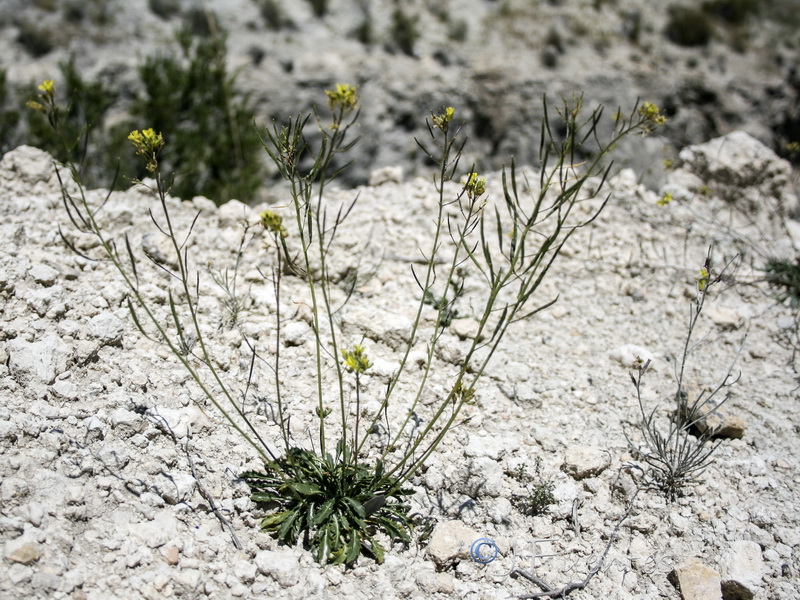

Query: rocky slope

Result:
[1,128,799,599]
[1,0,798,191]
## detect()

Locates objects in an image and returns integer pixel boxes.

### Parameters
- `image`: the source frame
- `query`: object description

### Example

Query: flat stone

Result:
[426,520,481,567]
[774,526,800,547]
[416,570,455,594]
[31,570,60,591]
[254,550,300,587]
[718,540,764,600]
[369,166,403,186]
[65,485,85,505]
[0,145,54,185]
[679,131,791,195]
[130,512,179,549]
[52,379,79,400]
[22,502,44,528]
[609,344,655,369]
[341,304,413,350]
[23,286,66,318]
[160,545,180,565]
[708,306,744,330]
[29,263,59,286]
[173,569,202,593]
[88,312,125,345]
[97,444,133,471]
[668,559,722,600]
[7,334,71,384]
[464,434,505,460]
[5,538,43,565]
[217,199,250,226]
[109,408,143,436]
[145,406,197,440]
[282,321,309,346]
[0,420,19,442]
[563,445,611,479]
[680,389,745,440]
[152,471,196,505]
[233,558,257,583]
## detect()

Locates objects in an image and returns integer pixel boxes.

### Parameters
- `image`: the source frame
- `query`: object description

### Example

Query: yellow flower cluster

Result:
[38,80,55,96]
[26,79,57,113]
[638,101,667,126]
[464,171,486,200]
[695,266,710,292]
[259,210,288,238]
[657,192,673,206]
[342,344,372,374]
[128,129,165,173]
[325,84,359,113]
[432,106,455,132]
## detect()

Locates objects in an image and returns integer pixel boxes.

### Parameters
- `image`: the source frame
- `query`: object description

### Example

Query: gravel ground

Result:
[1,133,799,599]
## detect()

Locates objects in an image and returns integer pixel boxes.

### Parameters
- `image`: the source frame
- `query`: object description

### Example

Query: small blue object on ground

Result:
[470,538,498,564]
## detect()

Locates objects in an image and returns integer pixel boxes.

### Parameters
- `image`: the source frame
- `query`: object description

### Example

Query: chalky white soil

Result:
[1,138,799,600]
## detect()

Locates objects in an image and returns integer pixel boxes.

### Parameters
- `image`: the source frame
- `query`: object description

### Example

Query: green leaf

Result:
[368,537,385,564]
[344,533,361,564]
[329,514,341,543]
[315,528,330,564]
[259,510,291,531]
[276,509,301,541]
[250,491,280,503]
[313,498,336,525]
[376,516,410,542]
[363,494,385,517]
[343,497,366,519]
[290,482,322,496]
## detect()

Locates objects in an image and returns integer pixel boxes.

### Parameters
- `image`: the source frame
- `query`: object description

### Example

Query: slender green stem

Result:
[63,173,276,464]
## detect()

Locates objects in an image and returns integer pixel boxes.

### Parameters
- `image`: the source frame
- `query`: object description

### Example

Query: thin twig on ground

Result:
[186,446,244,551]
[511,489,639,599]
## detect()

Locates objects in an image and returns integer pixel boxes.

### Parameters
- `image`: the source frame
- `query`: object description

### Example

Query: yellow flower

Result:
[37,80,55,96]
[342,344,371,374]
[325,84,358,113]
[657,192,673,206]
[432,106,455,131]
[638,101,667,128]
[464,172,486,200]
[453,380,475,405]
[260,210,288,238]
[128,128,165,173]
[695,266,710,292]
[28,79,56,113]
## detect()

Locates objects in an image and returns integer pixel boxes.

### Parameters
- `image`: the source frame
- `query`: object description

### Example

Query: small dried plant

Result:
[510,458,555,516]
[627,252,742,501]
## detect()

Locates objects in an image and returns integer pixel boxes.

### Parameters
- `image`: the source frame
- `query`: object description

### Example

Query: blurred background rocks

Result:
[0,0,797,202]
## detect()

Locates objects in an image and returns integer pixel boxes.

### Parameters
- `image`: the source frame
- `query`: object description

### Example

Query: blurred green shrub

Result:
[389,8,420,56]
[666,5,714,46]
[148,0,182,20]
[25,57,119,188]
[258,0,295,30]
[702,0,760,25]
[130,27,264,203]
[306,0,328,18]
[0,70,22,154]
[4,17,264,205]
[16,20,55,57]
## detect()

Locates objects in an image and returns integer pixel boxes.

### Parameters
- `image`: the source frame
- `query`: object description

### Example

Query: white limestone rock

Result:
[719,540,765,600]
[426,520,481,567]
[668,559,722,600]
[255,550,301,587]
